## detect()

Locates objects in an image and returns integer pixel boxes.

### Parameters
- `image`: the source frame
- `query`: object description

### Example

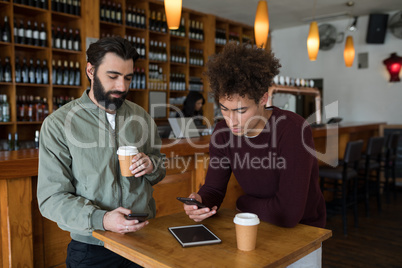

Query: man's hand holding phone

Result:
[180,193,217,222]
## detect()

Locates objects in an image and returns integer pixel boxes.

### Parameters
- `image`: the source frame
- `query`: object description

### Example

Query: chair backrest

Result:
[366,136,385,157]
[344,140,364,164]
[385,132,400,157]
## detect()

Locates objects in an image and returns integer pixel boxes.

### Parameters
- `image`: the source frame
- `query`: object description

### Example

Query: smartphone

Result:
[177,197,208,209]
[125,213,149,222]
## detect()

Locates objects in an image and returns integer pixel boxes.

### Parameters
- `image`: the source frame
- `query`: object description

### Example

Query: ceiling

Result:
[181,0,402,30]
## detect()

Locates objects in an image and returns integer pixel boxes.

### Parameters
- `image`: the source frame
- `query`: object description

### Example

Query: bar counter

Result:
[0,122,384,267]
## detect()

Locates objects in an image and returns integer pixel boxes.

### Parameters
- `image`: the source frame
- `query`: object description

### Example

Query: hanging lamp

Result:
[164,0,182,30]
[254,0,269,48]
[307,21,320,61]
[344,36,355,67]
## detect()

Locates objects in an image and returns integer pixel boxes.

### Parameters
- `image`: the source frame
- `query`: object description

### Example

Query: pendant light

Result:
[254,0,269,48]
[164,0,182,30]
[307,21,320,61]
[344,35,355,67]
[307,0,319,61]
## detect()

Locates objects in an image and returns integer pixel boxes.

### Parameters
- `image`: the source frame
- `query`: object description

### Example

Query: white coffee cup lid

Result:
[117,146,139,156]
[233,213,260,226]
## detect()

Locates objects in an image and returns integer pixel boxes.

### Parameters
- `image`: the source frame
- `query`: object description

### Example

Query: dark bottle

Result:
[39,22,46,47]
[66,0,73,14]
[35,96,43,121]
[116,3,122,24]
[61,27,67,49]
[4,57,12,83]
[32,21,40,46]
[51,60,56,84]
[100,0,106,21]
[28,0,34,6]
[13,18,19,43]
[42,60,49,84]
[110,1,116,23]
[2,95,10,122]
[42,98,49,119]
[132,7,137,27]
[74,61,80,86]
[54,26,61,48]
[19,95,27,121]
[61,0,66,13]
[74,0,80,16]
[73,29,80,51]
[149,11,156,31]
[155,12,161,32]
[25,20,33,45]
[56,59,63,84]
[22,57,29,83]
[126,5,132,26]
[68,61,75,85]
[140,9,146,29]
[0,58,3,82]
[62,60,69,85]
[2,16,11,43]
[15,57,22,83]
[35,59,42,84]
[27,95,34,121]
[41,0,47,9]
[140,68,146,89]
[28,58,35,83]
[7,133,13,151]
[14,133,19,150]
[67,28,73,50]
[105,1,111,22]
[18,19,25,44]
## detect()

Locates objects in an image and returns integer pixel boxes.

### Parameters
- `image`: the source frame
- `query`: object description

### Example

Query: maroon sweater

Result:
[198,107,326,228]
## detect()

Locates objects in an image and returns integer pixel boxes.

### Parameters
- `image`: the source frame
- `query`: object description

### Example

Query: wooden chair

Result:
[319,140,364,235]
[382,132,400,203]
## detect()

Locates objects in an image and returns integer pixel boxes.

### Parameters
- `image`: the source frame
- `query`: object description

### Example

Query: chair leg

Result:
[385,165,390,204]
[392,164,397,201]
[353,177,358,228]
[342,180,348,236]
[364,171,370,217]
[376,168,382,212]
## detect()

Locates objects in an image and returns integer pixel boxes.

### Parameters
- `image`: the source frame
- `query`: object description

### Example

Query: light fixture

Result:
[383,53,402,82]
[307,22,320,61]
[348,16,358,31]
[164,0,182,30]
[254,0,269,48]
[344,35,355,67]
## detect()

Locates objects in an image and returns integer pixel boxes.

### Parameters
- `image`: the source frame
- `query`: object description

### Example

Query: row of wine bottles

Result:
[148,10,168,33]
[15,57,49,84]
[148,64,166,90]
[12,18,47,46]
[170,73,186,91]
[126,5,146,29]
[188,20,204,41]
[126,35,146,59]
[51,0,81,16]
[149,40,167,62]
[189,49,204,66]
[13,0,48,10]
[100,0,123,24]
[16,95,49,122]
[51,60,81,86]
[129,67,146,90]
[52,25,81,51]
[53,95,74,111]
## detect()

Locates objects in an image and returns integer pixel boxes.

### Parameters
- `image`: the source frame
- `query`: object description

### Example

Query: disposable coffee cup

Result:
[117,146,139,177]
[233,213,260,251]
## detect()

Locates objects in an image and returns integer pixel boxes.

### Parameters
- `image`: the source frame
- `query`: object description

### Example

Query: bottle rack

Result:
[0,0,257,150]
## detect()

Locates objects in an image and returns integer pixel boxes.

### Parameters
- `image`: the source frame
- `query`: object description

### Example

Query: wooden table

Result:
[93,209,332,268]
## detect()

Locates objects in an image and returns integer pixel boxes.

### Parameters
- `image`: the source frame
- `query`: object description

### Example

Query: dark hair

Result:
[86,36,139,83]
[182,91,205,117]
[205,42,281,104]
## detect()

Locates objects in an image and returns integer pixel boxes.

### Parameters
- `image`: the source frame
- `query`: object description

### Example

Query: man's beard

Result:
[93,73,128,111]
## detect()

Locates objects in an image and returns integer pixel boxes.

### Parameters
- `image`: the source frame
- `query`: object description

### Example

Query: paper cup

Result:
[233,213,260,251]
[117,146,139,177]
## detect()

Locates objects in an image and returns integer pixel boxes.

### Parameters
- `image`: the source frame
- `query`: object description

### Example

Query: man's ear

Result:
[86,62,94,79]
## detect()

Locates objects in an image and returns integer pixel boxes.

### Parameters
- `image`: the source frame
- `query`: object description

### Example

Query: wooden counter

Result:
[0,122,384,268]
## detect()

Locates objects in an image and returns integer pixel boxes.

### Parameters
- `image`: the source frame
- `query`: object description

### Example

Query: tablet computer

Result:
[168,224,221,247]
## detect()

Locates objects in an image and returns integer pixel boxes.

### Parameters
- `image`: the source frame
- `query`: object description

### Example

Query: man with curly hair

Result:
[183,42,326,267]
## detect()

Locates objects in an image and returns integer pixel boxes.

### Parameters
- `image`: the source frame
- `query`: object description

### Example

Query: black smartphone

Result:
[177,197,208,209]
[125,213,149,222]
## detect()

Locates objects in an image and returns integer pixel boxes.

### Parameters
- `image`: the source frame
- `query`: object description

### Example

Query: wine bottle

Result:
[56,59,63,84]
[2,16,11,43]
[39,22,46,47]
[2,95,10,122]
[0,58,3,82]
[100,0,106,21]
[105,1,111,22]
[4,57,12,83]
[74,61,80,86]
[74,0,80,16]
[62,60,69,85]
[61,27,67,49]
[68,61,75,85]
[28,58,35,83]
[18,19,25,44]
[126,5,132,27]
[32,21,39,46]
[35,59,43,84]
[22,57,29,83]
[0,95,3,122]
[13,18,19,43]
[73,29,80,51]
[116,3,122,24]
[67,0,73,14]
[51,60,56,84]
[110,1,116,23]
[25,20,32,45]
[54,26,61,48]
[14,133,19,150]
[67,28,73,50]
[34,96,42,121]
[42,60,49,84]
[15,57,22,83]
[7,133,13,151]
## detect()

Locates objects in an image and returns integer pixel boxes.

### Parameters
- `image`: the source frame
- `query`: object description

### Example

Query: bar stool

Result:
[319,140,364,236]
[358,136,384,216]
[382,132,400,203]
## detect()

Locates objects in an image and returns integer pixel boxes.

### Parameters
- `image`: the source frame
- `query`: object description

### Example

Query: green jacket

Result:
[37,90,166,245]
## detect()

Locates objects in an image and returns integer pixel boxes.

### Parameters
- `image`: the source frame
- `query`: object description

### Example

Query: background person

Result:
[37,37,166,267]
[177,90,205,126]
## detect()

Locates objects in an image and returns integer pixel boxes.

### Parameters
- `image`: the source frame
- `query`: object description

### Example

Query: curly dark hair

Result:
[205,42,281,104]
